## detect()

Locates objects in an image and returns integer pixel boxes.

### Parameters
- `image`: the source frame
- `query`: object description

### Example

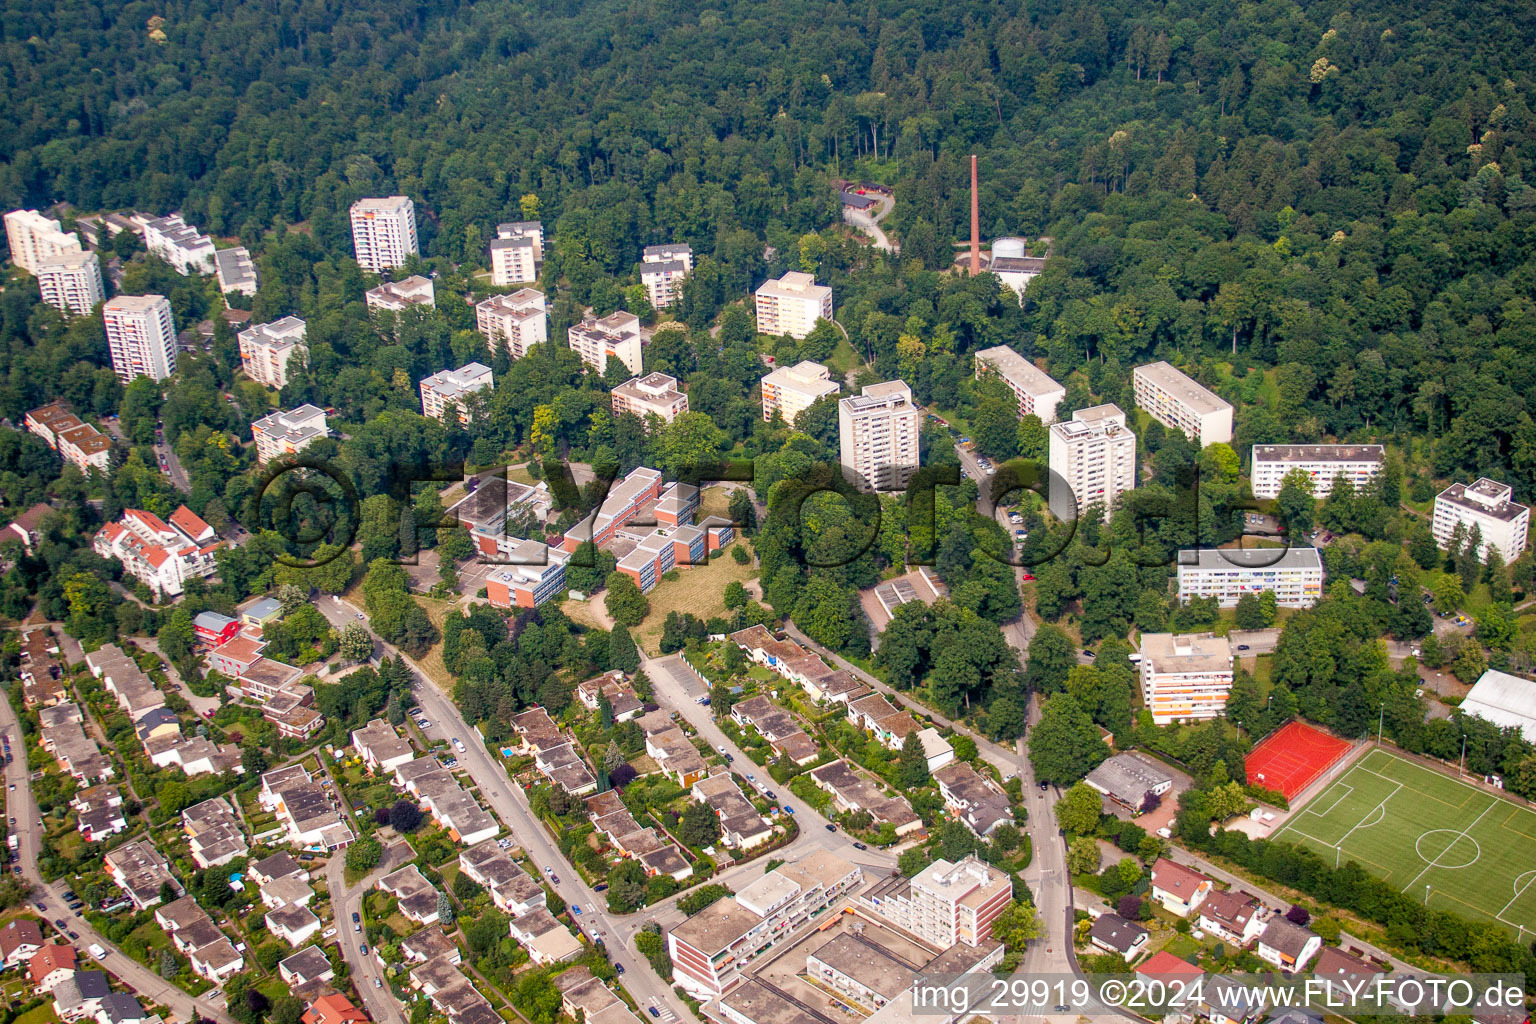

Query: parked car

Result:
[615,963,625,975]
[851,842,867,851]
[1237,644,1250,651]
[648,1009,660,1018]
[824,823,837,832]
[360,944,368,955]
[352,912,360,922]
[54,918,66,928]
[67,931,78,940]
[374,978,382,989]
[572,906,582,915]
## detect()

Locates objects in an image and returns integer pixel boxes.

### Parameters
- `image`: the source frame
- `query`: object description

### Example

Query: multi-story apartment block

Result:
[974,345,1065,424]
[213,247,259,297]
[489,222,543,285]
[1048,404,1137,517]
[760,359,840,423]
[568,310,643,376]
[365,275,435,313]
[36,250,104,317]
[1132,361,1233,446]
[1139,633,1234,725]
[858,855,1013,949]
[251,405,329,464]
[611,372,688,424]
[754,271,833,339]
[1176,547,1323,608]
[103,295,176,383]
[1250,444,1385,500]
[4,209,81,272]
[94,506,219,598]
[668,850,862,998]
[25,402,112,473]
[639,243,692,309]
[1433,477,1531,562]
[142,215,216,275]
[239,316,308,388]
[420,362,494,423]
[476,288,547,357]
[350,196,418,272]
[838,380,920,493]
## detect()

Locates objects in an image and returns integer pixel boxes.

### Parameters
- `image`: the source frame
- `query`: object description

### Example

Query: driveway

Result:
[842,194,897,252]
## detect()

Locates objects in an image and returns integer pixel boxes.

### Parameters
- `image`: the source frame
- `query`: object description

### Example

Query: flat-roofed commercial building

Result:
[489,222,543,285]
[104,294,176,383]
[1132,361,1233,446]
[839,380,920,493]
[36,250,104,317]
[420,363,493,424]
[640,243,692,309]
[1048,403,1136,517]
[239,316,308,388]
[974,345,1065,424]
[366,275,435,313]
[251,405,329,464]
[755,272,833,340]
[568,310,643,376]
[350,196,418,272]
[477,288,547,358]
[611,372,688,424]
[1432,477,1530,562]
[1251,444,1384,500]
[1139,632,1233,725]
[761,359,840,424]
[1176,546,1324,608]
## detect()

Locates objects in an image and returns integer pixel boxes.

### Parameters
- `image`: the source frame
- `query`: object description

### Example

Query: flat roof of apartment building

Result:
[1177,546,1322,571]
[975,345,1063,397]
[1140,632,1233,671]
[1253,444,1385,463]
[1134,361,1231,414]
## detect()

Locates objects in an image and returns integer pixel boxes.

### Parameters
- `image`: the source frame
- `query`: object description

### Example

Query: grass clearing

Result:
[826,336,867,377]
[633,541,758,654]
[412,595,461,692]
[1273,748,1536,936]
[560,597,610,631]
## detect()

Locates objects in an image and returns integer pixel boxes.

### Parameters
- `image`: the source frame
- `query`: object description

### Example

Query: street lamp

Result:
[1425,884,1431,905]
[1460,734,1467,776]
[1378,701,1385,745]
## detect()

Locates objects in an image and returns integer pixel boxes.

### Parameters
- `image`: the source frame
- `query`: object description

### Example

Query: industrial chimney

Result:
[969,154,981,275]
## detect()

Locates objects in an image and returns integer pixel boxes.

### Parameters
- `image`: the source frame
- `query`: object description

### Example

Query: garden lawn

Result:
[633,542,758,655]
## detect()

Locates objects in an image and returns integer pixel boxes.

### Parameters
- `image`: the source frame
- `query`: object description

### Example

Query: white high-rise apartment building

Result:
[1251,444,1385,500]
[755,271,833,339]
[350,196,418,272]
[1132,361,1233,446]
[104,295,177,383]
[760,359,840,423]
[5,210,82,272]
[838,380,920,493]
[36,250,105,317]
[858,855,1012,950]
[568,311,643,376]
[1176,547,1324,609]
[1048,404,1137,518]
[1139,632,1234,725]
[365,275,435,314]
[142,215,216,275]
[611,373,689,424]
[1432,478,1530,562]
[420,363,493,424]
[213,248,259,297]
[476,288,547,358]
[489,222,543,285]
[639,244,692,309]
[238,316,308,389]
[251,405,329,465]
[974,345,1065,424]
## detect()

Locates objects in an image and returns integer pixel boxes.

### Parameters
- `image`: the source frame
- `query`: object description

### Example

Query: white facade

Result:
[755,271,833,339]
[611,372,689,424]
[838,380,920,493]
[761,359,840,423]
[350,196,418,272]
[36,250,104,317]
[859,855,1012,950]
[93,507,218,599]
[103,295,177,383]
[142,215,216,275]
[1432,477,1530,562]
[251,405,329,464]
[1176,547,1323,609]
[214,247,259,297]
[1139,633,1233,725]
[640,243,692,309]
[489,222,543,285]
[421,363,493,423]
[1250,444,1384,500]
[1048,404,1137,517]
[239,316,308,388]
[366,275,436,313]
[1132,361,1233,446]
[1460,669,1536,745]
[5,210,82,272]
[477,288,548,357]
[568,310,643,376]
[987,238,1046,303]
[975,345,1065,424]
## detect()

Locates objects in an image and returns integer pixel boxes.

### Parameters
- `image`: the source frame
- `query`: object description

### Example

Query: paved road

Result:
[326,847,408,1024]
[135,637,223,719]
[0,689,234,1024]
[843,194,897,252]
[154,440,191,493]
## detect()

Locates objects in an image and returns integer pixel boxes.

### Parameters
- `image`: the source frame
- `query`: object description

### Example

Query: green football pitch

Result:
[1272,747,1536,938]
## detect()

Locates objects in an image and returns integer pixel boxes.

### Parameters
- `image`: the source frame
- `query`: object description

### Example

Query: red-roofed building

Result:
[94,504,220,597]
[1150,858,1214,917]
[170,506,214,543]
[1136,950,1205,981]
[28,942,78,992]
[0,919,44,966]
[302,993,370,1024]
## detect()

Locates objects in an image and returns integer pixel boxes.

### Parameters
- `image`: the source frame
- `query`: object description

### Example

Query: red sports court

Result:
[1245,720,1352,801]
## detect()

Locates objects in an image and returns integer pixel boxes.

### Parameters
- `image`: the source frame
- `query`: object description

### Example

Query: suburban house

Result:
[1088,914,1149,961]
[1149,858,1213,917]
[1196,889,1266,946]
[1256,918,1322,971]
